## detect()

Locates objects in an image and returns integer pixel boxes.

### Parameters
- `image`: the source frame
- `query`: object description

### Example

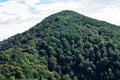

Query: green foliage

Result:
[0,10,120,80]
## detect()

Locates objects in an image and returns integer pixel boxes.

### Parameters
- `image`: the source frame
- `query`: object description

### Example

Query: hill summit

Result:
[0,10,120,80]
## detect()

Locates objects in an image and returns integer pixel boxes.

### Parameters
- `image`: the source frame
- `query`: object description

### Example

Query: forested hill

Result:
[0,10,120,80]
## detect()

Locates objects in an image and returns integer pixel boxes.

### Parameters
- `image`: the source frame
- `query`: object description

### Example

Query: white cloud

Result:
[24,0,41,7]
[0,0,120,41]
[88,2,120,25]
[0,19,38,41]
[0,0,29,24]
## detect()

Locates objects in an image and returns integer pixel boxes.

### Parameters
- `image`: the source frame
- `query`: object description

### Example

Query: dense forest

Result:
[0,10,120,80]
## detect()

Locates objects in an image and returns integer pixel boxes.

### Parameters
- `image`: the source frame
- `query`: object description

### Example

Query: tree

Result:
[48,56,57,71]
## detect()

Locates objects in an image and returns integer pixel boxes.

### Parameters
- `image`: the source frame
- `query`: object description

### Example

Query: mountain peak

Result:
[42,10,80,21]
[55,10,79,15]
[39,10,115,30]
[0,10,120,80]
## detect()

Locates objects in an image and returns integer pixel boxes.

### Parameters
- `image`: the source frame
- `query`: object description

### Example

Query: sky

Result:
[0,0,120,41]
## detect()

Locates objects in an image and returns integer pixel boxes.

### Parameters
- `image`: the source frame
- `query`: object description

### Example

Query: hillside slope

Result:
[0,10,120,80]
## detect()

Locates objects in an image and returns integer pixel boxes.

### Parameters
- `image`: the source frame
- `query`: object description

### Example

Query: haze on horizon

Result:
[0,0,120,41]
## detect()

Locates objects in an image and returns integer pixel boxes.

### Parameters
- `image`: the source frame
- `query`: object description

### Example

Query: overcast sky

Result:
[0,0,120,41]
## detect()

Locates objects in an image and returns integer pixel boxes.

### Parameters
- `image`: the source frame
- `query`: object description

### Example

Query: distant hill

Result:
[0,10,120,80]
